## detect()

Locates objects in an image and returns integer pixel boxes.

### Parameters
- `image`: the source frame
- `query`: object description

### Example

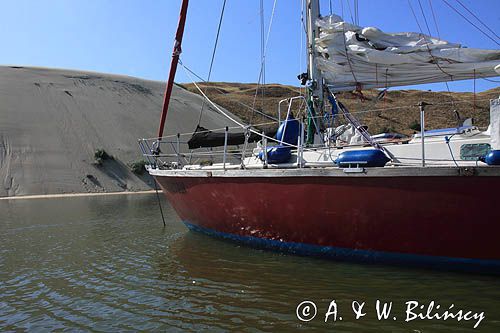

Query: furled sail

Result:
[187,125,277,149]
[315,14,500,92]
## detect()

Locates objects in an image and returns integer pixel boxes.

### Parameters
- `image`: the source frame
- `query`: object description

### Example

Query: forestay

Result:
[315,14,500,91]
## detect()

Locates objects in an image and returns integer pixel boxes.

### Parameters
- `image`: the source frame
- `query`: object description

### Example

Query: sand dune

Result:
[0,66,237,197]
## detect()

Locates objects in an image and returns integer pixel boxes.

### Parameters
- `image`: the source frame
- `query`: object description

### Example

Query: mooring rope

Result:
[153,178,166,227]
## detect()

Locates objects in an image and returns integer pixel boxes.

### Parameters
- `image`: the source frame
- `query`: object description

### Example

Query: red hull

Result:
[155,173,500,263]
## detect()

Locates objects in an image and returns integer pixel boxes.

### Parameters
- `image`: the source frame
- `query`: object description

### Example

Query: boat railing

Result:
[138,119,314,170]
[139,99,490,170]
[278,96,306,123]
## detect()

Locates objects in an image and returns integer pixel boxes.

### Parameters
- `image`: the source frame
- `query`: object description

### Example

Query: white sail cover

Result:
[315,14,500,91]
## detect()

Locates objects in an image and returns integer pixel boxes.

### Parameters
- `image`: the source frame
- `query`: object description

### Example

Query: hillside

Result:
[183,82,499,135]
[0,66,238,197]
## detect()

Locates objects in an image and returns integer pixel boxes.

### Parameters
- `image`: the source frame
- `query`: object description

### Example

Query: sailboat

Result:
[140,0,500,273]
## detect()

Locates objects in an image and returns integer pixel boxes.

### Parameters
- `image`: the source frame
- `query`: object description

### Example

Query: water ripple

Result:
[1,195,499,332]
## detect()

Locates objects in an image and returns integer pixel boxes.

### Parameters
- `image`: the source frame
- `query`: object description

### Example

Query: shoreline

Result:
[0,190,160,201]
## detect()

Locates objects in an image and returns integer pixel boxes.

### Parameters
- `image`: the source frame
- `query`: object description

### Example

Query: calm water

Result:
[0,194,499,332]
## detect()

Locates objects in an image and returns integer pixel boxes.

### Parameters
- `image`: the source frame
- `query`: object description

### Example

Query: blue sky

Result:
[0,0,498,92]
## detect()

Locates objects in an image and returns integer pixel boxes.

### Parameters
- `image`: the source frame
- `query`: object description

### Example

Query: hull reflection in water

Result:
[154,169,500,274]
[1,195,499,331]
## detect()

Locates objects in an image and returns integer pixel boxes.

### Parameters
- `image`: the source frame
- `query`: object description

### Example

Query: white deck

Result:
[168,128,492,173]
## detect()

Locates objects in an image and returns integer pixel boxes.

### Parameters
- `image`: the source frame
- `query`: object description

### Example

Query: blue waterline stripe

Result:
[183,222,500,274]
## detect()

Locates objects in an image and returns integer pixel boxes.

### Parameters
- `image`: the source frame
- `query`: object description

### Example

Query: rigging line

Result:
[428,0,441,38]
[345,0,355,25]
[147,93,494,142]
[355,0,359,25]
[298,0,307,103]
[181,64,246,128]
[153,178,166,227]
[455,0,500,41]
[480,76,500,83]
[445,81,455,110]
[145,93,492,142]
[181,62,302,150]
[408,0,424,34]
[299,0,303,74]
[352,0,356,24]
[300,0,307,33]
[350,1,356,25]
[441,0,500,46]
[417,0,432,36]
[473,68,476,113]
[196,0,227,126]
[429,0,452,110]
[299,0,305,99]
[180,61,278,121]
[181,61,289,145]
[340,14,359,85]
[384,68,388,110]
[437,0,453,113]
[180,70,324,152]
[408,0,454,78]
[249,0,278,125]
[348,98,493,115]
[260,0,265,98]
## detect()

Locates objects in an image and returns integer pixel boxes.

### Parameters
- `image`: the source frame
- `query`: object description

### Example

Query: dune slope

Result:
[0,66,235,196]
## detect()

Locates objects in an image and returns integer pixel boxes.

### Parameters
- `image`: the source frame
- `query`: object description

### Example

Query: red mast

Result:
[157,0,189,139]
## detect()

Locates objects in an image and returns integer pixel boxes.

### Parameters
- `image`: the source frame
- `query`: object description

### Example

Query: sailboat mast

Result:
[157,0,190,139]
[305,0,323,99]
[304,0,324,144]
